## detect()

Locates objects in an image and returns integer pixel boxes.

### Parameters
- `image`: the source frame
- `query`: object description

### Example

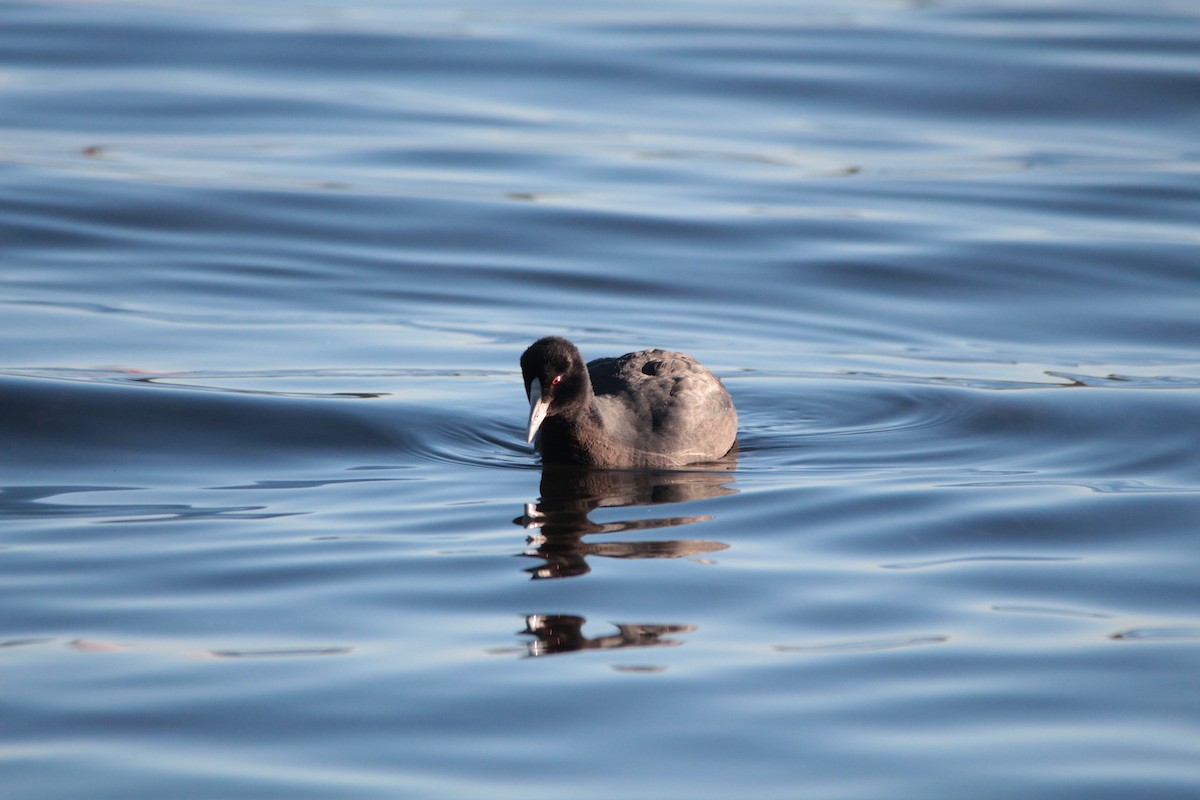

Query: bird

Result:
[519,336,737,468]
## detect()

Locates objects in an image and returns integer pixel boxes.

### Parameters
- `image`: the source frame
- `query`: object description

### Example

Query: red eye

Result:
[551,375,562,386]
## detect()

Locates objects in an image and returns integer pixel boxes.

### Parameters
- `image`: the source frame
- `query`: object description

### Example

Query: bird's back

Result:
[588,349,737,465]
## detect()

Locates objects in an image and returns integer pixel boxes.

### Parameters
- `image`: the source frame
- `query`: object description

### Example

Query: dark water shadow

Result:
[512,454,737,579]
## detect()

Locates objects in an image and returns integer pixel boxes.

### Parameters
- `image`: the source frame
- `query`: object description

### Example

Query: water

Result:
[3,1,1200,797]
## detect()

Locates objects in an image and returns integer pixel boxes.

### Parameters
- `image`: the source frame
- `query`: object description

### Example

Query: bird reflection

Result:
[514,458,736,579]
[518,613,695,658]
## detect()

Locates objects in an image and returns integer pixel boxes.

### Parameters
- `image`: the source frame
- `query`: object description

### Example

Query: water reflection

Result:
[518,614,696,658]
[514,463,736,579]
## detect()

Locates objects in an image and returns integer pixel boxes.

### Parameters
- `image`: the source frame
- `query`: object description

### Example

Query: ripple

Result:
[947,478,1199,494]
[991,604,1113,620]
[774,635,948,655]
[802,384,967,440]
[0,485,301,524]
[1110,626,1200,642]
[881,555,1080,570]
[733,378,975,464]
[0,365,507,400]
[421,420,539,471]
[209,477,410,491]
[206,647,353,659]
[0,637,54,650]
[1048,370,1200,390]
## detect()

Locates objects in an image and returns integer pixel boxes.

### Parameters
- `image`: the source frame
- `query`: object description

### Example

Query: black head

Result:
[520,336,584,396]
[520,336,590,442]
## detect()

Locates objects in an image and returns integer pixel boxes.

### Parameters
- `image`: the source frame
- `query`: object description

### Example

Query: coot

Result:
[520,336,737,467]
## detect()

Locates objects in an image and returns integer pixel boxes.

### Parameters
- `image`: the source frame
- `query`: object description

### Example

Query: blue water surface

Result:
[3,1,1200,798]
